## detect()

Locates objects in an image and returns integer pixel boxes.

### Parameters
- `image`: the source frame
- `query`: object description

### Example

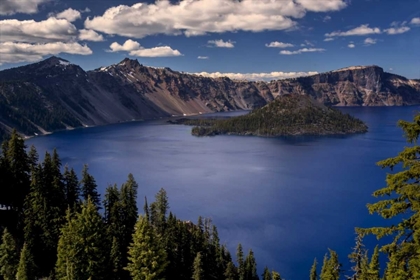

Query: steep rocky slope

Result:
[0,57,418,138]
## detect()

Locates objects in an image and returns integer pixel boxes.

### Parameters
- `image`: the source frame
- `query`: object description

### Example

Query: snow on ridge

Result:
[59,60,70,66]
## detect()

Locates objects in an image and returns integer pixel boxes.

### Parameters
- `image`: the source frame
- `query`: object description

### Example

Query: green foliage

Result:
[0,229,19,280]
[81,164,101,209]
[55,200,109,280]
[225,261,238,280]
[244,249,259,280]
[16,243,36,280]
[272,271,281,280]
[125,215,168,280]
[192,252,205,280]
[310,258,317,280]
[237,244,245,280]
[319,249,341,280]
[357,114,420,278]
[176,95,367,137]
[262,267,271,280]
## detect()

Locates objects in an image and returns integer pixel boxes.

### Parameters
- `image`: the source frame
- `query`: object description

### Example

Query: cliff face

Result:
[0,57,419,137]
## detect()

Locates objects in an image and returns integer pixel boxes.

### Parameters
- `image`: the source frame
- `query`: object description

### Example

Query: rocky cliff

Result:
[0,57,418,138]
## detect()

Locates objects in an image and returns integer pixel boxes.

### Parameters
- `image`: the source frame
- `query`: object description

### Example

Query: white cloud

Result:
[0,0,51,15]
[198,56,209,59]
[193,70,319,81]
[79,29,104,42]
[0,18,78,43]
[295,0,346,12]
[265,41,294,48]
[109,39,182,57]
[84,0,347,38]
[280,48,325,55]
[55,8,81,22]
[323,15,332,22]
[301,40,315,46]
[81,7,91,13]
[325,24,381,37]
[324,38,334,42]
[364,37,376,45]
[389,68,393,71]
[348,43,355,48]
[0,42,92,64]
[411,18,420,25]
[384,26,410,35]
[208,39,235,48]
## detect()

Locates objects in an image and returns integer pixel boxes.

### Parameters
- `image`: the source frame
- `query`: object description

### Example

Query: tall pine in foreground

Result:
[55,200,109,280]
[310,258,317,280]
[0,229,19,280]
[80,164,101,209]
[357,114,420,279]
[126,215,168,280]
[16,243,36,280]
[320,249,341,280]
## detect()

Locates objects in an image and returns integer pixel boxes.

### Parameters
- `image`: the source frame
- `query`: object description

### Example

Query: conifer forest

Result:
[1,112,420,280]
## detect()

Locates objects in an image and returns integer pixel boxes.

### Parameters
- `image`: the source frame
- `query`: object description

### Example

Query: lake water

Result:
[27,106,420,279]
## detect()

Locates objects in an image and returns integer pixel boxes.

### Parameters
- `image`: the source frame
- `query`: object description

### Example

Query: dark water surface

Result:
[27,106,420,279]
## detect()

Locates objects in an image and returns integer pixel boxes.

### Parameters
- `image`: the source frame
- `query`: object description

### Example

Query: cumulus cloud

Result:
[198,56,209,59]
[0,18,78,43]
[193,70,319,81]
[348,43,355,48]
[109,39,182,57]
[79,29,104,42]
[0,42,92,64]
[208,39,235,48]
[55,8,81,22]
[84,0,347,38]
[325,24,381,37]
[265,41,294,48]
[411,18,420,25]
[0,0,51,15]
[364,37,376,45]
[280,48,325,55]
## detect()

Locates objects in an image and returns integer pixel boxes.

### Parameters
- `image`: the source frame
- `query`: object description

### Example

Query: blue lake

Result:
[27,106,420,279]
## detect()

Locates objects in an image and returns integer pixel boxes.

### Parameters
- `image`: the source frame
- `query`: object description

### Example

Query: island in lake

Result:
[171,94,368,137]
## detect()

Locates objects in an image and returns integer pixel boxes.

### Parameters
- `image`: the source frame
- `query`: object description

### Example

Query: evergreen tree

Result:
[244,249,258,280]
[310,258,317,280]
[272,271,281,280]
[0,229,19,280]
[150,188,169,233]
[16,243,36,280]
[80,164,101,209]
[262,267,271,280]
[144,196,150,221]
[348,234,366,279]
[125,215,168,280]
[224,261,238,280]
[63,166,81,211]
[320,249,341,280]
[27,145,38,170]
[55,201,109,280]
[237,244,245,280]
[110,236,123,280]
[357,114,420,279]
[192,252,205,280]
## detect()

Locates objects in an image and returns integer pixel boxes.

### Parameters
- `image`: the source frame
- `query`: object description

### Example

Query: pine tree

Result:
[150,188,169,233]
[225,261,238,280]
[237,244,245,280]
[55,200,109,280]
[80,164,101,209]
[63,166,81,211]
[192,252,205,280]
[125,215,168,280]
[262,266,271,280]
[244,249,258,280]
[0,229,19,280]
[272,271,281,280]
[110,236,123,280]
[357,114,420,278]
[310,258,317,280]
[16,243,36,280]
[348,234,366,279]
[320,249,341,280]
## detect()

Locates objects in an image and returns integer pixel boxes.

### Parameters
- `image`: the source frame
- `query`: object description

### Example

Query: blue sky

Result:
[1,0,420,80]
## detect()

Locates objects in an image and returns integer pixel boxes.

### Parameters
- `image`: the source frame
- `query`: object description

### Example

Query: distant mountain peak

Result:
[117,58,141,68]
[332,65,382,73]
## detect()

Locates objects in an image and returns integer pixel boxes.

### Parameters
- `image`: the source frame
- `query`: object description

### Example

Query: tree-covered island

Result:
[172,94,368,137]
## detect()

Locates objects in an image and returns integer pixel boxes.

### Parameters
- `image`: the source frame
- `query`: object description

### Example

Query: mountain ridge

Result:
[0,57,419,138]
